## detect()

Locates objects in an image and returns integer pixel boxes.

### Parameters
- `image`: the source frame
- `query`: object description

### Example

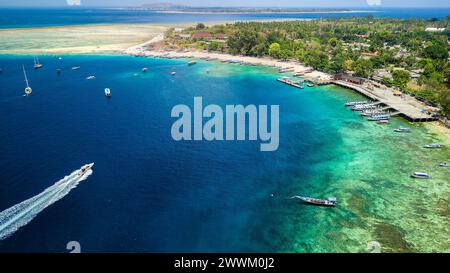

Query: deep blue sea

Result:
[0,7,449,29]
[0,7,449,253]
[0,55,342,252]
[0,55,449,253]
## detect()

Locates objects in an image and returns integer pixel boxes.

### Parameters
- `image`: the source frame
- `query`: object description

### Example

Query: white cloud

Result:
[66,0,81,6]
[366,0,382,6]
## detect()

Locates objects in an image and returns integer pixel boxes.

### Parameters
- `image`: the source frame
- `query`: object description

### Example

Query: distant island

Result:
[124,3,366,14]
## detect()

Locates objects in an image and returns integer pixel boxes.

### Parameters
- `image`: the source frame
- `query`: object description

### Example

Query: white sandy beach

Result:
[125,46,332,83]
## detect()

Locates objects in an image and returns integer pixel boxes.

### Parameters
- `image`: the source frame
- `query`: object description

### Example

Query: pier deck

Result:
[333,80,438,122]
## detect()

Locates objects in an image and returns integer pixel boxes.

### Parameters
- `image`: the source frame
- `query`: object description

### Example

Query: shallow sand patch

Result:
[0,24,169,55]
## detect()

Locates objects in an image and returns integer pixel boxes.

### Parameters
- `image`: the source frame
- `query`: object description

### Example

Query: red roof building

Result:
[192,32,212,39]
[215,33,226,40]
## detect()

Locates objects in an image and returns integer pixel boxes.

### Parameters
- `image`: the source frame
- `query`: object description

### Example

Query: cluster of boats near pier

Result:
[344,99,448,181]
[345,100,392,124]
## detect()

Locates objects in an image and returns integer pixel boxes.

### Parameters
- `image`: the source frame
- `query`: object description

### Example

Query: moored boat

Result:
[345,100,369,107]
[290,195,337,207]
[142,67,148,72]
[104,88,111,97]
[394,127,411,133]
[424,144,442,149]
[71,66,81,70]
[438,162,450,167]
[188,60,197,66]
[86,76,96,80]
[410,172,432,179]
[33,57,43,69]
[368,115,390,121]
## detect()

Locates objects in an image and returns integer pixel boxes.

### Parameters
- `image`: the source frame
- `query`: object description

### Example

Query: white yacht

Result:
[22,65,32,96]
[33,57,43,69]
[104,88,111,97]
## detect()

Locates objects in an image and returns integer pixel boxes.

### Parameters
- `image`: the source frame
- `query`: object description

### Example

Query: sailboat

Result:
[23,65,32,96]
[33,57,43,69]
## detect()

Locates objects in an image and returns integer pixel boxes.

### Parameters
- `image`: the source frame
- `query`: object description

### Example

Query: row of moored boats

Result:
[345,100,448,179]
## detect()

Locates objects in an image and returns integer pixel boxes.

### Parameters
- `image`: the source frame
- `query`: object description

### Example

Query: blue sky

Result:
[2,0,450,7]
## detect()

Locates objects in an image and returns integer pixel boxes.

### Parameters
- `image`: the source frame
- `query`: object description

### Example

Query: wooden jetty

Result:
[277,77,304,89]
[333,80,438,122]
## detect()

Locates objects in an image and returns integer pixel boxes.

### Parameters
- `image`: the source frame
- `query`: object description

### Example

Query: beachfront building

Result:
[334,73,365,85]
[192,32,213,40]
[175,33,192,40]
[361,52,379,59]
[215,33,226,40]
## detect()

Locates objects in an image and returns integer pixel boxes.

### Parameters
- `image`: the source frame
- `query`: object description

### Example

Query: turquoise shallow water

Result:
[0,55,448,252]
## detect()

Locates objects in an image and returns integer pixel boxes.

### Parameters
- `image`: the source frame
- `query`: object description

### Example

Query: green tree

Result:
[354,58,373,78]
[392,70,411,89]
[423,42,449,60]
[196,23,206,30]
[268,43,282,58]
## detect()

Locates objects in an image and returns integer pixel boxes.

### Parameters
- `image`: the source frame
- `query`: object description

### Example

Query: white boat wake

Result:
[0,165,93,240]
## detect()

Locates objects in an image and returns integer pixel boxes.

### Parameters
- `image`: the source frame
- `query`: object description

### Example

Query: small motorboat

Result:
[86,76,96,80]
[424,144,442,149]
[171,71,176,76]
[438,162,450,167]
[394,128,411,133]
[72,66,81,70]
[377,119,389,124]
[188,60,197,66]
[77,163,94,177]
[290,195,337,207]
[104,88,111,97]
[410,172,432,179]
[142,67,148,72]
[307,83,316,87]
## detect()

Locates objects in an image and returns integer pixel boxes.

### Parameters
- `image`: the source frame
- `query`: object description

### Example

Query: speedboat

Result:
[424,144,442,149]
[171,71,176,76]
[77,163,94,177]
[71,66,81,70]
[290,196,337,207]
[86,76,96,80]
[104,88,111,97]
[142,67,148,72]
[410,172,432,179]
[438,162,450,167]
[394,128,411,133]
